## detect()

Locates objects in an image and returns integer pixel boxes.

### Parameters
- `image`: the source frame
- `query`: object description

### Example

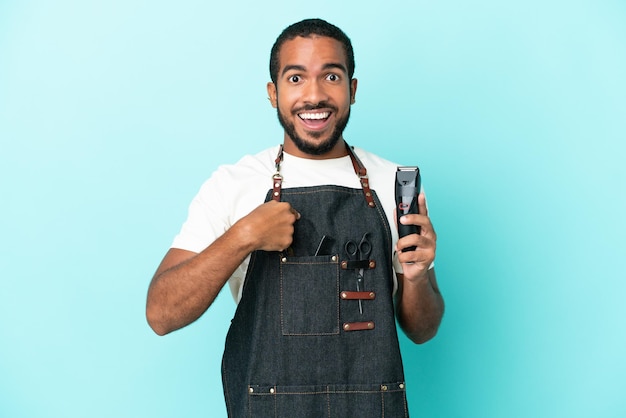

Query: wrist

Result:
[227,220,260,254]
[402,265,430,284]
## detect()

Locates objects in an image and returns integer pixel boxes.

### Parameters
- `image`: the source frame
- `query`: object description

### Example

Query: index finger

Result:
[418,193,428,217]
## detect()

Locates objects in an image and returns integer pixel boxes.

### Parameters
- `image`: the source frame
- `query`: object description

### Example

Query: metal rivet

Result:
[381,385,388,391]
[369,292,375,299]
[331,255,337,262]
[365,190,370,195]
[343,324,350,331]
[368,322,374,329]
[281,257,287,263]
[341,292,347,299]
[369,261,376,268]
[273,191,279,196]
[274,182,280,188]
[269,388,275,394]
[399,383,405,389]
[249,387,254,393]
[369,202,375,207]
[341,261,347,269]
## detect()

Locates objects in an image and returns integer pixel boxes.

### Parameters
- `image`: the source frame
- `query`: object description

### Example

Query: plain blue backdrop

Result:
[1,1,625,417]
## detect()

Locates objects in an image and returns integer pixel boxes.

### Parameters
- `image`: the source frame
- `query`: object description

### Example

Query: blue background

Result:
[1,1,625,417]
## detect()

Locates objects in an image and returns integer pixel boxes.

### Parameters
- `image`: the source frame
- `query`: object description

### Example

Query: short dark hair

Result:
[269,18,355,84]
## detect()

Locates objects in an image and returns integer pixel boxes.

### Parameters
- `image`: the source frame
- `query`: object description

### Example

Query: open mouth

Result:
[298,111,331,129]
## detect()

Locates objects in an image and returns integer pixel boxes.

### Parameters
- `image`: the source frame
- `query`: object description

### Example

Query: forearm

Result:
[146,226,254,335]
[146,200,300,335]
[395,268,444,344]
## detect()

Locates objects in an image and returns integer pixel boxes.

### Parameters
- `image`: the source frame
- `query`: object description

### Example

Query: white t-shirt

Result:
[171,145,419,302]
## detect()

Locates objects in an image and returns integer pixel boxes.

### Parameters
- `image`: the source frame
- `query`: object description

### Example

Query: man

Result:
[146,18,444,417]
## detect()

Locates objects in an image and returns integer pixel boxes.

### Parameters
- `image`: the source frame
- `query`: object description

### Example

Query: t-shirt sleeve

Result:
[170,175,231,254]
[168,155,271,303]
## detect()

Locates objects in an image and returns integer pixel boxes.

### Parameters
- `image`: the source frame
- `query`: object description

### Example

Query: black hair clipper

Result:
[395,166,421,252]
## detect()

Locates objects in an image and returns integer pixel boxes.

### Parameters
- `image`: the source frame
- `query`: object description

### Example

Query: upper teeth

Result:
[299,112,329,120]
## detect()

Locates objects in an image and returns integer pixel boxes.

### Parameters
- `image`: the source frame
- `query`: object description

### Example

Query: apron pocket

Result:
[248,383,408,418]
[280,255,339,336]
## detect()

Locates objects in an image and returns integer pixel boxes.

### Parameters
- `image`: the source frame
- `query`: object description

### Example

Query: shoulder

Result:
[350,146,398,189]
[196,146,278,192]
[351,146,399,168]
[192,146,279,219]
[212,146,279,180]
[171,146,280,257]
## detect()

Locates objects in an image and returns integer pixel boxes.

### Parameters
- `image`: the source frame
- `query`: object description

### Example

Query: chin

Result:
[293,134,340,156]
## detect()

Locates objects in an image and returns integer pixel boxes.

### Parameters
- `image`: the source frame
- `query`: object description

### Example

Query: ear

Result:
[350,78,358,104]
[267,82,278,108]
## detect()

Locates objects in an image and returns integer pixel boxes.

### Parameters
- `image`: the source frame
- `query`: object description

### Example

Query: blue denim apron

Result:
[221,145,408,417]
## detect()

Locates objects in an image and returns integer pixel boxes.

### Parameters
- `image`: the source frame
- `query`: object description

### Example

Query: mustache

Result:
[294,102,337,113]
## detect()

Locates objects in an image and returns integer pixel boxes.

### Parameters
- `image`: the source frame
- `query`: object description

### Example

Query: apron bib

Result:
[221,146,408,418]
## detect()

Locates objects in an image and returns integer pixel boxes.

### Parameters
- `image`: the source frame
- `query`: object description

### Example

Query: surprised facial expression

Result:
[268,36,357,158]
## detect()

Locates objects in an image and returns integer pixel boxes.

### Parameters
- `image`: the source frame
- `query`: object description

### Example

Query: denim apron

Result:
[221,145,408,418]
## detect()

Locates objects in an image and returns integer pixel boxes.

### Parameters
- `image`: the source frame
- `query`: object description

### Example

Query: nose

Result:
[302,79,328,105]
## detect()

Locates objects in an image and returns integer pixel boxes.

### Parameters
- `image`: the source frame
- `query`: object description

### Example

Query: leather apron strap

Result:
[272,142,376,208]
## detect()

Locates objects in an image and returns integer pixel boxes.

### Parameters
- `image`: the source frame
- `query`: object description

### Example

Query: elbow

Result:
[148,322,170,337]
[400,305,445,345]
[407,324,441,344]
[146,302,173,336]
[147,316,171,336]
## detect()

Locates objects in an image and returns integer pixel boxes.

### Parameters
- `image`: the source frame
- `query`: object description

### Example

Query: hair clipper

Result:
[395,166,421,252]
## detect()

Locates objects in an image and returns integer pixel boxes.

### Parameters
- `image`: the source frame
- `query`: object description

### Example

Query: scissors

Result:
[344,233,372,314]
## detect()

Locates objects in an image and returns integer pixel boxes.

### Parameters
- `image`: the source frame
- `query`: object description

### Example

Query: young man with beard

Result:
[146,18,444,417]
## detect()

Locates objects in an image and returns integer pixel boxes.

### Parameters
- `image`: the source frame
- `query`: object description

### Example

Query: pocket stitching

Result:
[280,258,340,336]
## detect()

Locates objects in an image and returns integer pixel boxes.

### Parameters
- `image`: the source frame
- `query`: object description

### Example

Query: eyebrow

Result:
[280,62,348,78]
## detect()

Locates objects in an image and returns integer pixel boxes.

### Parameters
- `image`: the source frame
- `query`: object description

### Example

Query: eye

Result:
[326,73,340,82]
[288,75,301,83]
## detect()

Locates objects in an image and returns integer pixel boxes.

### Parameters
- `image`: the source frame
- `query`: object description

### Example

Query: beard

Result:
[276,102,351,156]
